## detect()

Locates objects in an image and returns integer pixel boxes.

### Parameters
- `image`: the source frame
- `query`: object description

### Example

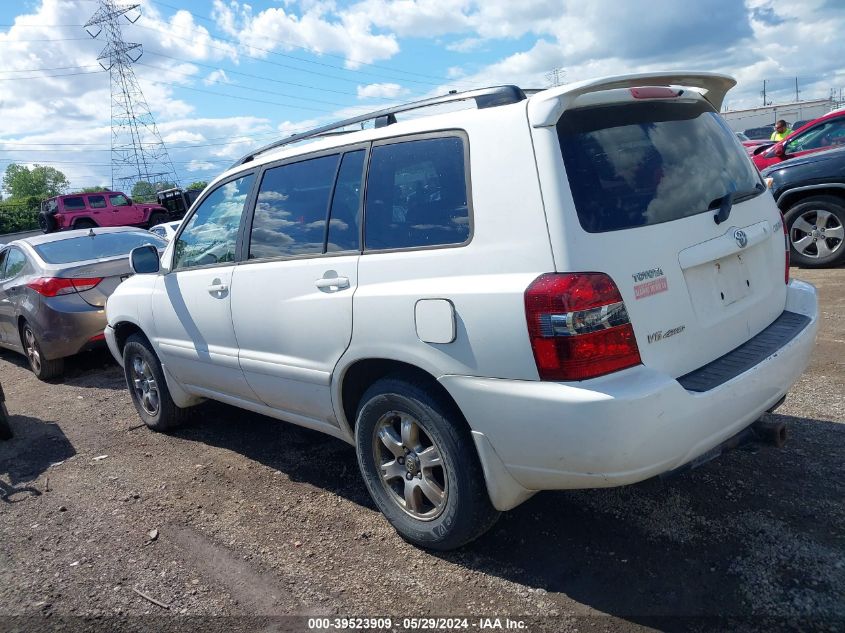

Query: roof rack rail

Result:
[232,85,527,168]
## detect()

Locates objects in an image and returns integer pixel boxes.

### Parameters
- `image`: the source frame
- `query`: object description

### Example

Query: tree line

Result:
[0,163,207,234]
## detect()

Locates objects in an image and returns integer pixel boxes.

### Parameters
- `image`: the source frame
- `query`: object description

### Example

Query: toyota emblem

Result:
[734,229,748,248]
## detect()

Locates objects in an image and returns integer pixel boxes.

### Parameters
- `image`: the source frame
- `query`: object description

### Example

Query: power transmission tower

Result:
[84,1,179,192]
[545,67,566,87]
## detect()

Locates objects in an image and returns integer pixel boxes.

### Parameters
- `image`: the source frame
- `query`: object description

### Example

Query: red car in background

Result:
[38,191,170,233]
[752,109,845,170]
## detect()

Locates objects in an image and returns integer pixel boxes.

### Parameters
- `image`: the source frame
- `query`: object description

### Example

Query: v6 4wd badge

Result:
[647,325,686,344]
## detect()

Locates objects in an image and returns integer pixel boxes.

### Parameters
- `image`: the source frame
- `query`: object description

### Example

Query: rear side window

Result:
[88,195,107,209]
[558,101,762,233]
[3,248,27,278]
[62,197,85,210]
[249,154,340,259]
[33,232,166,264]
[364,136,470,250]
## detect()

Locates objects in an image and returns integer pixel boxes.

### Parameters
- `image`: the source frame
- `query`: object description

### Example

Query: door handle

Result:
[315,276,350,290]
[207,282,229,294]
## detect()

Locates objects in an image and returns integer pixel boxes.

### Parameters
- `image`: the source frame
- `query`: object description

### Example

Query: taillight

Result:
[524,273,642,381]
[780,211,789,284]
[27,277,103,297]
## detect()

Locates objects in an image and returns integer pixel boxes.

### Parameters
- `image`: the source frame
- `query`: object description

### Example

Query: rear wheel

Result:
[355,376,499,550]
[37,212,57,233]
[784,196,845,267]
[123,333,188,431]
[73,218,97,230]
[21,323,64,380]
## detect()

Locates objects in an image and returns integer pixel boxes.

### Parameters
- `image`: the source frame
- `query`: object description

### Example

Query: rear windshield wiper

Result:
[710,183,765,225]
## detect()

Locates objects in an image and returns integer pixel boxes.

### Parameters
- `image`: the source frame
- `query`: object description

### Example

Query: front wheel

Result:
[355,376,499,550]
[123,333,189,431]
[784,196,845,268]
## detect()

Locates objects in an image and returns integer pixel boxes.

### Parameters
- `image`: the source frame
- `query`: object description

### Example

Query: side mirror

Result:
[130,245,160,274]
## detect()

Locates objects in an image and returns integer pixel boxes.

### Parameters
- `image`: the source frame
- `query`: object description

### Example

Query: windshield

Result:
[33,232,166,264]
[557,100,762,233]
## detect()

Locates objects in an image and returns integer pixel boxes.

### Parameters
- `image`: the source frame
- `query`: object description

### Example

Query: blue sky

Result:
[1,0,844,192]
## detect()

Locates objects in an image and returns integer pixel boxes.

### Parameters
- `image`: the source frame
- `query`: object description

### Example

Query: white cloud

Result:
[357,83,408,99]
[203,69,232,86]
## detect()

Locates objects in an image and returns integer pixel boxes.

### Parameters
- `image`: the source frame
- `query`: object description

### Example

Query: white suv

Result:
[106,72,819,550]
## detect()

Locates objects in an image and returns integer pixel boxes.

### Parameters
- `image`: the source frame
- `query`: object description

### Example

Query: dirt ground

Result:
[1,267,843,633]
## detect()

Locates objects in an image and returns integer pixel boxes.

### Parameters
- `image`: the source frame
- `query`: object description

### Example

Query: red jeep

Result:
[38,191,170,233]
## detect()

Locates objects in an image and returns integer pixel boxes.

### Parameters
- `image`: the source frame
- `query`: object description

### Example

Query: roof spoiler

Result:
[527,71,736,127]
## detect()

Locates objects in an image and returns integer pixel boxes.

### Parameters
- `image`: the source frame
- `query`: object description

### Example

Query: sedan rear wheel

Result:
[21,323,64,380]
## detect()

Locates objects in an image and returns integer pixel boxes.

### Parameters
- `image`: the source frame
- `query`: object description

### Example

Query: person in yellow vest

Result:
[770,120,793,142]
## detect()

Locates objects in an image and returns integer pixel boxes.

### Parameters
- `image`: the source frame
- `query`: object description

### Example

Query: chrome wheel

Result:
[23,327,41,374]
[130,355,160,416]
[373,411,447,521]
[790,208,844,261]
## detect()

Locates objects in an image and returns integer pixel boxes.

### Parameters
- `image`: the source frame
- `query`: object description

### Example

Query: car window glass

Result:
[558,101,761,233]
[3,248,27,278]
[109,194,130,207]
[787,119,845,152]
[33,232,166,264]
[249,154,339,259]
[88,195,107,209]
[173,174,254,270]
[0,250,7,278]
[364,137,470,250]
[63,196,85,210]
[150,227,166,238]
[326,150,364,252]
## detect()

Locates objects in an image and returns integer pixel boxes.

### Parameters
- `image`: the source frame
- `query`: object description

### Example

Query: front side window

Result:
[62,196,85,210]
[249,155,339,259]
[109,194,130,207]
[364,136,470,250]
[173,175,255,270]
[3,248,28,278]
[88,195,107,209]
[786,118,845,153]
[558,100,762,233]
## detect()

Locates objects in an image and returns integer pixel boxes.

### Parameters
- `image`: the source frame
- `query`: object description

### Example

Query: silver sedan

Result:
[0,227,165,380]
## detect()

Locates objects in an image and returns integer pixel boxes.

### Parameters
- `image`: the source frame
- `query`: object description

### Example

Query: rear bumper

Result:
[31,295,107,360]
[440,280,818,509]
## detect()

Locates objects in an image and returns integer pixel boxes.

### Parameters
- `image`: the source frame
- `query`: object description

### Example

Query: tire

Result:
[784,195,845,268]
[73,218,97,230]
[122,333,189,431]
[355,376,499,550]
[37,212,57,234]
[0,403,12,441]
[20,323,64,380]
[147,211,166,229]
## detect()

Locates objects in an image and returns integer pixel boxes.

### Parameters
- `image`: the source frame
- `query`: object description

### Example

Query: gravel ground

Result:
[0,266,843,633]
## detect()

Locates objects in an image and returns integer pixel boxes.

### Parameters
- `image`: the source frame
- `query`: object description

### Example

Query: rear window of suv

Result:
[557,100,762,233]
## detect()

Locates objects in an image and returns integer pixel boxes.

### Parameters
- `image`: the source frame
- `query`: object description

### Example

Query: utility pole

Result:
[795,77,799,102]
[761,79,767,106]
[84,0,179,192]
[545,67,566,88]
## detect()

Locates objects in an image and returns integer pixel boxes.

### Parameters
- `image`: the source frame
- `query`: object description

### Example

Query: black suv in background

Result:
[762,145,845,267]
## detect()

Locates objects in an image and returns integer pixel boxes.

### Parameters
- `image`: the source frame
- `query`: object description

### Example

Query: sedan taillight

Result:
[27,277,103,297]
[525,273,642,381]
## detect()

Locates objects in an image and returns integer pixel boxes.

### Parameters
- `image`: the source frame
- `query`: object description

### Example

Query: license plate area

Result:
[715,253,751,306]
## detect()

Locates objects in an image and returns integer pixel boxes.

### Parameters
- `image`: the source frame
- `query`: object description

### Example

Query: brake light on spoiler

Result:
[525,273,642,381]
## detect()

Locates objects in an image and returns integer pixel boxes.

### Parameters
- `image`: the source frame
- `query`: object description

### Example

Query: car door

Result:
[86,194,109,226]
[231,148,364,424]
[107,193,143,226]
[151,173,260,401]
[0,247,29,345]
[784,117,845,161]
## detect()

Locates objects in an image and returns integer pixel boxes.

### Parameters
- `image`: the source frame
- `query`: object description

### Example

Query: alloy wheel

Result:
[790,208,845,260]
[372,411,448,521]
[130,355,160,416]
[23,327,41,374]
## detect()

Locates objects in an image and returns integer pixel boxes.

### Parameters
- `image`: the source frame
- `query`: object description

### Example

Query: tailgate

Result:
[538,90,788,379]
